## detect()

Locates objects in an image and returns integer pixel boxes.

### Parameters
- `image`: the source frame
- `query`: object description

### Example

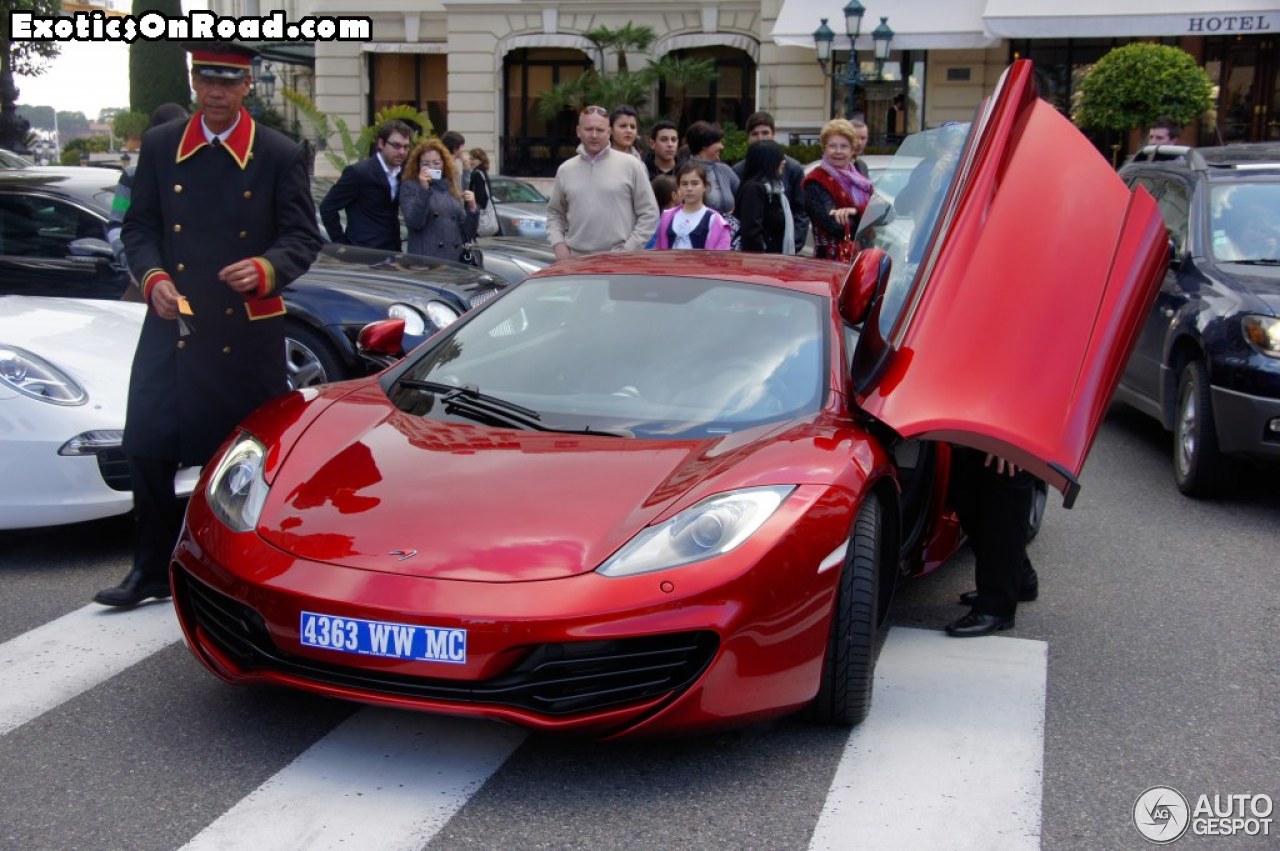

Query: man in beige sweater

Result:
[547,105,659,261]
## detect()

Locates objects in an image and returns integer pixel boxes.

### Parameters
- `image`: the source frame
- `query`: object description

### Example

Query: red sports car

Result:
[171,62,1169,738]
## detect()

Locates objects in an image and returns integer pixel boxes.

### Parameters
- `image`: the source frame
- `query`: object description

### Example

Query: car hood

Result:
[496,202,549,219]
[853,60,1168,506]
[1212,262,1280,314]
[306,246,505,301]
[0,296,142,408]
[256,385,820,582]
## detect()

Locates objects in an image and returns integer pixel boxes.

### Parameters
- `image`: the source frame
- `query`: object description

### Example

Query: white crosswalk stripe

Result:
[0,602,182,736]
[181,710,526,851]
[809,628,1047,851]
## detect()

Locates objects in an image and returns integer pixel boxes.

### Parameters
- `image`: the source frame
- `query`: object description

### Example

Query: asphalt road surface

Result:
[1,405,1275,850]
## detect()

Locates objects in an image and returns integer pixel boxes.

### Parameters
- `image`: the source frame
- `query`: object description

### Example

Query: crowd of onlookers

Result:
[318,107,881,265]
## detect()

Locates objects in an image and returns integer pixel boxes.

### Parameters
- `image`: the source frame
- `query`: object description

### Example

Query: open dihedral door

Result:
[852,59,1169,506]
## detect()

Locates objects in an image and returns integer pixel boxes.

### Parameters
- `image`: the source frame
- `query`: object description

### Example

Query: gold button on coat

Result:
[243,191,253,199]
[173,224,182,233]
[222,346,232,354]
[176,263,185,272]
[174,184,183,193]
[177,340,186,349]
[239,231,248,238]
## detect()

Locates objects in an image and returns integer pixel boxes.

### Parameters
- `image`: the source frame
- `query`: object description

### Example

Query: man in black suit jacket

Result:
[93,42,322,608]
[733,111,809,251]
[319,120,412,251]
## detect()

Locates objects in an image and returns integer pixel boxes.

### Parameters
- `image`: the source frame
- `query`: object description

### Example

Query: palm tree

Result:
[644,55,716,128]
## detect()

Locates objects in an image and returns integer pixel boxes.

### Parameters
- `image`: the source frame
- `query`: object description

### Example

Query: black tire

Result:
[807,491,883,726]
[284,321,346,390]
[1026,479,1048,542]
[1173,359,1238,497]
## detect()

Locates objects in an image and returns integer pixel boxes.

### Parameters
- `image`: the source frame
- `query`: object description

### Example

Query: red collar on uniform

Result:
[176,108,255,169]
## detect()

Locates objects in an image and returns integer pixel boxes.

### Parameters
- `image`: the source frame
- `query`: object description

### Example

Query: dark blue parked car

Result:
[1116,143,1280,496]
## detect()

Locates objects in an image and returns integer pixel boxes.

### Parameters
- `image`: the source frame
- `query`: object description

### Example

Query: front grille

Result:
[174,567,718,717]
[96,448,131,491]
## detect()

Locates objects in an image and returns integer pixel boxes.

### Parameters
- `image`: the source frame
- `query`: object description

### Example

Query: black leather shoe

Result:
[958,569,1039,606]
[93,569,172,608]
[945,610,1014,637]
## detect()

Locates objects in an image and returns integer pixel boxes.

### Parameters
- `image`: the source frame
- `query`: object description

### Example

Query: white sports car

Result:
[0,296,198,530]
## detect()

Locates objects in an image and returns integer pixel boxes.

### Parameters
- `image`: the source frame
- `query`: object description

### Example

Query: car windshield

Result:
[1209,182,1280,263]
[390,274,826,438]
[492,179,549,204]
[854,124,971,339]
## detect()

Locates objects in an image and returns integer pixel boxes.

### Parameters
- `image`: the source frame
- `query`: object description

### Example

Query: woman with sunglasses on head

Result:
[400,138,479,262]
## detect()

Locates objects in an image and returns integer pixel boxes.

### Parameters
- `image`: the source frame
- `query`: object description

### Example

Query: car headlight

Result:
[597,485,795,577]
[512,218,547,232]
[1242,315,1280,358]
[424,300,461,329]
[387,303,427,337]
[0,346,86,405]
[206,433,270,532]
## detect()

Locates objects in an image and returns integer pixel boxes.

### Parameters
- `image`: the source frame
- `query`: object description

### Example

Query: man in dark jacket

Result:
[318,119,411,250]
[733,111,809,251]
[94,42,321,608]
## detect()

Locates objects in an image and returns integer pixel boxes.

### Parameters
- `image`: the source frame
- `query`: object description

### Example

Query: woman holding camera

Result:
[400,138,478,262]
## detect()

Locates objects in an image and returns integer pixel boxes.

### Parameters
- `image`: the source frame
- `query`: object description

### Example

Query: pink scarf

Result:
[820,158,873,208]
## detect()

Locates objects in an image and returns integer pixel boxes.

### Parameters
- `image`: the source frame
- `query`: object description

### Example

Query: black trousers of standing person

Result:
[128,454,184,584]
[947,446,1036,618]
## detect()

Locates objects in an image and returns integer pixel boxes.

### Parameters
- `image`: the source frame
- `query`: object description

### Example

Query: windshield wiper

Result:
[395,378,631,437]
[1227,258,1280,265]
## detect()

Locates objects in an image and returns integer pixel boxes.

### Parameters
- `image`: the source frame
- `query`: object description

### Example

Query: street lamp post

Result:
[813,3,893,121]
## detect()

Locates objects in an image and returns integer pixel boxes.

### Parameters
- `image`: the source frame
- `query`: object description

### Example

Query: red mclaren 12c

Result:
[171,62,1169,738]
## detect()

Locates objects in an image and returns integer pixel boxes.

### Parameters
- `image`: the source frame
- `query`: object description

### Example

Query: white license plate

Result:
[299,611,467,664]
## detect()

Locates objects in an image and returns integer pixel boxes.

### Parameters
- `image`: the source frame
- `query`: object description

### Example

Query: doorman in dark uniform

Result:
[94,43,321,607]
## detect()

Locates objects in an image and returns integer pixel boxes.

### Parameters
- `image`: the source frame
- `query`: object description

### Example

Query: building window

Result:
[501,48,594,177]
[657,47,756,131]
[368,53,447,137]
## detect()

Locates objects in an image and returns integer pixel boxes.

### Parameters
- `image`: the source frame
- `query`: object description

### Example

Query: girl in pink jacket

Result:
[653,162,733,250]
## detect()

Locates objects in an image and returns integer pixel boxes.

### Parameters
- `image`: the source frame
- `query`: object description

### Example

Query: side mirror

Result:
[68,237,114,261]
[838,247,890,325]
[357,318,406,360]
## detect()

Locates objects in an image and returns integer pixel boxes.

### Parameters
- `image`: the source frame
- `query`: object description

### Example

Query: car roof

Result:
[1124,142,1280,179]
[0,167,122,206]
[529,251,848,299]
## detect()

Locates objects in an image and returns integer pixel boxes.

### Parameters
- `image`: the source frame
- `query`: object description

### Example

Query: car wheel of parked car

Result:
[1027,478,1048,542]
[1173,358,1238,497]
[807,491,882,726]
[285,321,345,390]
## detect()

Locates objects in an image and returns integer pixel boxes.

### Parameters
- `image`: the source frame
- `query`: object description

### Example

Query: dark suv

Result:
[1116,144,1280,496]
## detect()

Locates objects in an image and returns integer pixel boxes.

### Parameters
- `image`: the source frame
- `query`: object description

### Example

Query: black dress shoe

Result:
[945,610,1014,637]
[93,569,172,608]
[958,568,1039,606]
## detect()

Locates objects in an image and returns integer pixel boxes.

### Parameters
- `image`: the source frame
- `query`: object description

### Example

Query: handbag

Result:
[476,172,500,237]
[477,201,500,237]
[831,218,857,263]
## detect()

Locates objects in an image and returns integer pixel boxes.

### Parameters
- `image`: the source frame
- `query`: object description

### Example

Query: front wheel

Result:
[1173,359,1238,497]
[807,491,883,726]
[284,321,347,390]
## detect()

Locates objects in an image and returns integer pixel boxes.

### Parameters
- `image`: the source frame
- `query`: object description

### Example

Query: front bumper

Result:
[171,485,850,737]
[1210,384,1280,463]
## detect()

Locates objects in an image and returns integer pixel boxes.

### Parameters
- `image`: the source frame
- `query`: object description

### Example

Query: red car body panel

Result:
[856,61,1168,504]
